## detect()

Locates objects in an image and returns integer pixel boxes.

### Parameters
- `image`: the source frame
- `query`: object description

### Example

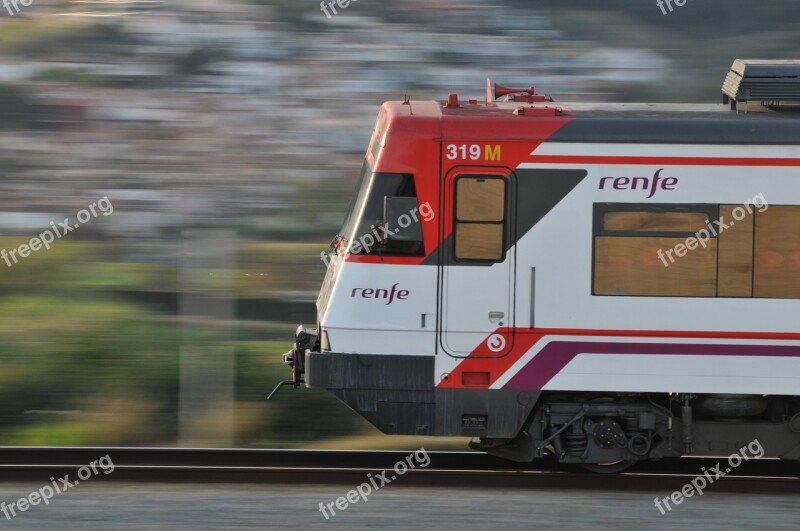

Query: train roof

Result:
[386,98,800,145]
[536,101,800,144]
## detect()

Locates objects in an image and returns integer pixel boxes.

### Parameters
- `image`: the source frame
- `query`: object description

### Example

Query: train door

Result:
[439,167,516,357]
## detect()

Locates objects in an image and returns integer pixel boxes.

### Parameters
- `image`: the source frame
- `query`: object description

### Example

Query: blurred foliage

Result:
[528,0,800,30]
[0,238,331,298]
[29,67,94,85]
[0,295,180,446]
[0,85,43,128]
[249,0,324,28]
[0,237,368,446]
[0,20,138,57]
[175,47,228,77]
[236,339,371,446]
[545,2,800,77]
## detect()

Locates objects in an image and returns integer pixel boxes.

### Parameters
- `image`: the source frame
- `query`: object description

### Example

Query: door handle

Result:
[488,312,504,323]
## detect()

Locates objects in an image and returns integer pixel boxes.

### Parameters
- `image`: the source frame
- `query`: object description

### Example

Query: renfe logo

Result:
[599,168,678,199]
[351,283,409,305]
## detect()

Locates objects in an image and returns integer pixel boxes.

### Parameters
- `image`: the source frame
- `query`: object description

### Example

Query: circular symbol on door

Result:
[487,333,506,353]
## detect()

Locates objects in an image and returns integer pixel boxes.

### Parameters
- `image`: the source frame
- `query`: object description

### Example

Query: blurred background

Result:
[0,0,796,449]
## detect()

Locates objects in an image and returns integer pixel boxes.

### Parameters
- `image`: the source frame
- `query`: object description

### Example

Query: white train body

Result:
[277,77,800,467]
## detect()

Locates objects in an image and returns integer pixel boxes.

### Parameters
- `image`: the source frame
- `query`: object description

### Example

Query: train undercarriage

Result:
[275,328,800,472]
[475,392,800,471]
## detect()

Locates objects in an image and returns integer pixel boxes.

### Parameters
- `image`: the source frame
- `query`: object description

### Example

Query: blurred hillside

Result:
[0,0,797,449]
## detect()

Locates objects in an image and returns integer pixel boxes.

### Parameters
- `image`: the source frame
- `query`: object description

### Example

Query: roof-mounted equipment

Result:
[722,59,800,110]
[486,78,554,104]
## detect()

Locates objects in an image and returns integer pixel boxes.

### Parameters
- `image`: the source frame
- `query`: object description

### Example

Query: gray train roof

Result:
[551,102,800,144]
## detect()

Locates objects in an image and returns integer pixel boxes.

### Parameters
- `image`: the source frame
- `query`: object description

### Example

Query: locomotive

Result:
[271,60,800,471]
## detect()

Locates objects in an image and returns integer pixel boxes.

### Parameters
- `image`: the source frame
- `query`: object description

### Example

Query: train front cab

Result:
[289,103,443,435]
[276,100,579,460]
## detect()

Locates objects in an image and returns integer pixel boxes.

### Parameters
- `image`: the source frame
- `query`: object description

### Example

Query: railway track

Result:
[0,448,798,491]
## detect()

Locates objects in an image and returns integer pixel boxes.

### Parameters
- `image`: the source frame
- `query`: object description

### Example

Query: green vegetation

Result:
[175,47,228,77]
[0,85,43,128]
[0,20,138,57]
[0,236,373,447]
[248,0,325,28]
[0,295,180,446]
[29,67,94,85]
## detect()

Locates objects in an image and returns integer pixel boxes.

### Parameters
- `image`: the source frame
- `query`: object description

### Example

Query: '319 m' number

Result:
[445,144,501,162]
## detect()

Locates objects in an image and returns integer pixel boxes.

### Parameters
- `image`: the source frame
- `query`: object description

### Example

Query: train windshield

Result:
[339,162,424,256]
[339,160,372,246]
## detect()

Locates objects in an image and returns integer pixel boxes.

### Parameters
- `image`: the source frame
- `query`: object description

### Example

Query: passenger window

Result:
[718,204,754,297]
[603,211,708,233]
[593,204,719,297]
[754,206,800,298]
[592,202,794,298]
[594,235,718,296]
[454,177,506,261]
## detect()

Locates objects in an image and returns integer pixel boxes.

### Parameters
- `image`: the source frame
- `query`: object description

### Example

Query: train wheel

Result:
[579,460,634,474]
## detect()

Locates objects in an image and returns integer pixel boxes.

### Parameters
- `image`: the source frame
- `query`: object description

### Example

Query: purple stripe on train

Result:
[502,341,800,390]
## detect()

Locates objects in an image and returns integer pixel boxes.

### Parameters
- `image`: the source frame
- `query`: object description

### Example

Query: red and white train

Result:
[273,61,800,471]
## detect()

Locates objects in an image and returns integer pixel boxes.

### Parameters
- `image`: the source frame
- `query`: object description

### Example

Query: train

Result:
[270,59,800,472]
